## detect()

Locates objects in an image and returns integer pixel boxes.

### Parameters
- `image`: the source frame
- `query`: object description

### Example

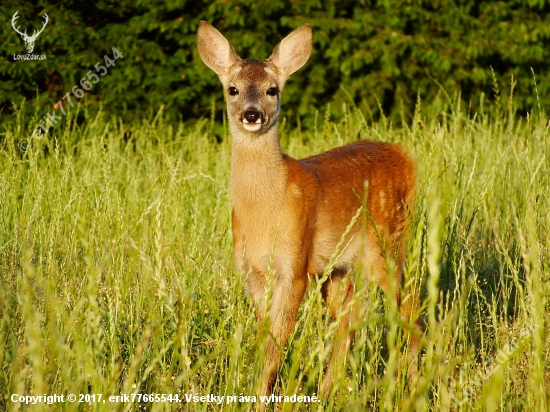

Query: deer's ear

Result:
[197,21,240,76]
[268,24,312,81]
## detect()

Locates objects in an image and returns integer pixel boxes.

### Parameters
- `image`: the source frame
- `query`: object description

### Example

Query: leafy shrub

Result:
[2,0,550,131]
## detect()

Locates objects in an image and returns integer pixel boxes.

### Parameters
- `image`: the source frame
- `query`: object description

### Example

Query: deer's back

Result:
[297,141,416,274]
[301,140,415,198]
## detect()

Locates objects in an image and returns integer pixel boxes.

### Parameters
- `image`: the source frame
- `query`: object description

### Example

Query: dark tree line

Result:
[2,0,550,129]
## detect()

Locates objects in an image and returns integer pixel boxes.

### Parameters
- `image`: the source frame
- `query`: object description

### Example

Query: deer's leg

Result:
[320,268,358,397]
[363,237,422,377]
[388,233,422,350]
[392,237,422,379]
[249,270,308,401]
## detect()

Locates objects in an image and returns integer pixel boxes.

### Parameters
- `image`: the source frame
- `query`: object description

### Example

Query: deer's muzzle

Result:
[241,108,265,132]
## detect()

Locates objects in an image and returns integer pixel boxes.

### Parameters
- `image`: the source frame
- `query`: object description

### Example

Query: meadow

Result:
[1,88,548,411]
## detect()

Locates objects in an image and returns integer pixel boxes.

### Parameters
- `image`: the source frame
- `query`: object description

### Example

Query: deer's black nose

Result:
[244,111,260,123]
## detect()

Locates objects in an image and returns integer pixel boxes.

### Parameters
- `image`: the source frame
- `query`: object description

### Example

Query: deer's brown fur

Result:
[197,21,421,403]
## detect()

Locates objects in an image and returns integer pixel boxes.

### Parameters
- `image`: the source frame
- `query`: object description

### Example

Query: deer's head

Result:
[197,21,312,136]
[12,11,49,54]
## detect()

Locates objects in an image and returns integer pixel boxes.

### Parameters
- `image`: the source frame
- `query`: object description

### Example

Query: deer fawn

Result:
[197,21,421,401]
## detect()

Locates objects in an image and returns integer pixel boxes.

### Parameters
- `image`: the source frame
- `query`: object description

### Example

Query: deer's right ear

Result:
[268,24,312,81]
[197,21,240,76]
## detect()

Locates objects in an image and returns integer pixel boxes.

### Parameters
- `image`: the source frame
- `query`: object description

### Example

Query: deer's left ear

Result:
[197,21,241,77]
[268,24,312,82]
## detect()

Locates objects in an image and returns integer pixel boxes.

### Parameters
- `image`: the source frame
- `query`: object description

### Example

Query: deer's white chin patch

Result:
[242,122,262,132]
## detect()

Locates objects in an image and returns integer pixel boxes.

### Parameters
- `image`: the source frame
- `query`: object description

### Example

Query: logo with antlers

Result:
[11,11,49,54]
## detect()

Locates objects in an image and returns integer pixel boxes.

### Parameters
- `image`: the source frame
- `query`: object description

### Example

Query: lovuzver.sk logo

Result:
[11,10,48,61]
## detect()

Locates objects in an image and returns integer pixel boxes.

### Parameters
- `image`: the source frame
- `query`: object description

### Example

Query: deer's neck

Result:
[229,126,287,217]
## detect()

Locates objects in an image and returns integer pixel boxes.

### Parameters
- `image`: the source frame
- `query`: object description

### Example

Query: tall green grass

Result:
[0,91,548,411]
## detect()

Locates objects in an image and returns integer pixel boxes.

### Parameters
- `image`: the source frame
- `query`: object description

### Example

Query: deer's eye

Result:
[267,87,278,96]
[228,87,239,96]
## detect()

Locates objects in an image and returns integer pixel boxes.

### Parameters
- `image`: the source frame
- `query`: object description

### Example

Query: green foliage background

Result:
[2,0,550,129]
